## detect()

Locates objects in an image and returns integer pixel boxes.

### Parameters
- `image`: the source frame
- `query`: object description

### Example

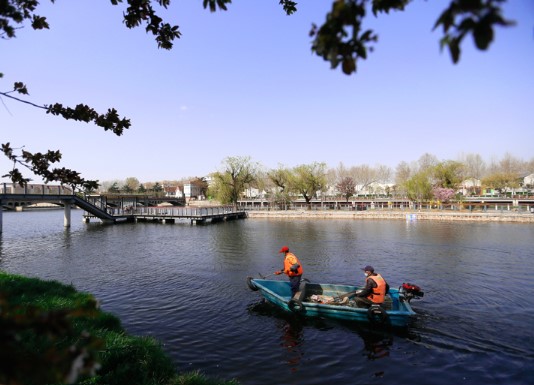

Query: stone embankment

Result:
[246,210,534,223]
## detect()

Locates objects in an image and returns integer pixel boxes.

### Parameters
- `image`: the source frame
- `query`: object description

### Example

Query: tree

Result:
[290,162,327,207]
[152,182,163,195]
[349,163,391,196]
[190,177,209,198]
[137,184,146,194]
[267,164,292,193]
[497,153,524,175]
[266,165,293,208]
[1,1,513,189]
[458,153,486,180]
[432,187,456,204]
[394,161,411,197]
[416,153,439,174]
[107,182,120,194]
[404,171,433,205]
[482,171,520,195]
[124,177,141,192]
[432,161,463,189]
[210,156,259,208]
[311,0,513,74]
[122,184,133,194]
[249,167,269,200]
[336,176,356,202]
[137,184,147,193]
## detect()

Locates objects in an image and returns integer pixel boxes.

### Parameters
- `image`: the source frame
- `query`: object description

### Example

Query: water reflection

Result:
[248,299,405,372]
[359,328,393,360]
[4,211,534,385]
[276,318,304,372]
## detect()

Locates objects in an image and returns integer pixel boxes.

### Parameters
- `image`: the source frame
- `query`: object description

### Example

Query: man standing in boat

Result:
[274,246,304,297]
[351,265,389,308]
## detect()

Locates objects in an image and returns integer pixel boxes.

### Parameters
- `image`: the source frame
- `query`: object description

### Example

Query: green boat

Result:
[246,278,424,328]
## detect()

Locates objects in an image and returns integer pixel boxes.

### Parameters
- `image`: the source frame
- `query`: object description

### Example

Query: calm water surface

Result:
[1,210,533,385]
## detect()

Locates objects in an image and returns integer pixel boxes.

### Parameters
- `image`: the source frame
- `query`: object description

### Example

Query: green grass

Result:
[0,272,238,385]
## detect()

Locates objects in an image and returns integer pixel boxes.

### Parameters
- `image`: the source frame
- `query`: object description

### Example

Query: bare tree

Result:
[458,153,486,180]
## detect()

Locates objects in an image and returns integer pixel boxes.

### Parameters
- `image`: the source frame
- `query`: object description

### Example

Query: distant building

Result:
[523,173,534,188]
[164,185,183,198]
[460,178,481,196]
[356,182,395,197]
[183,180,205,202]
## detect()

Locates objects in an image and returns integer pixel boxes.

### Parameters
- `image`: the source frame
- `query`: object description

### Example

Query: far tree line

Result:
[98,152,534,207]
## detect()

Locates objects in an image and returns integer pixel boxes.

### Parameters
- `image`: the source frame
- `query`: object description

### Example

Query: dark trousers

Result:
[354,296,374,308]
[289,275,302,297]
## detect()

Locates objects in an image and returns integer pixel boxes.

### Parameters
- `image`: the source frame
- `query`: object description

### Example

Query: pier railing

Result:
[237,198,534,214]
[133,206,238,218]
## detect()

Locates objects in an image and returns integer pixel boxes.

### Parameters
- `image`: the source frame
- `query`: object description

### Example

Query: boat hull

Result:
[248,279,417,328]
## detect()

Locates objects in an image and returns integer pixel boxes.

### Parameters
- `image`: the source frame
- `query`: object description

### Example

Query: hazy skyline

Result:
[2,1,533,184]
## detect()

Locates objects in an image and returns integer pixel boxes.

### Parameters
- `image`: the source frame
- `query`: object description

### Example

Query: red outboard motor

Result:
[399,282,424,302]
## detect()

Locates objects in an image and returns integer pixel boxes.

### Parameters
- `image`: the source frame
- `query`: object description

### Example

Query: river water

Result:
[1,210,533,385]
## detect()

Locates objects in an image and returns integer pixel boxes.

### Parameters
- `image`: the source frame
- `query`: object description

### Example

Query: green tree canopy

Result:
[432,160,464,189]
[482,171,520,194]
[152,182,163,194]
[404,171,433,203]
[210,156,259,207]
[267,165,292,193]
[107,182,120,193]
[290,162,328,206]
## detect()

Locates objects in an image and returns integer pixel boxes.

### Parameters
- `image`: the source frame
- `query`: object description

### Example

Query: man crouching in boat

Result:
[274,246,304,297]
[351,265,389,308]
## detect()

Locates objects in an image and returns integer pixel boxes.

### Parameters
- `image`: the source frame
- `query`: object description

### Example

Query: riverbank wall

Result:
[246,210,534,223]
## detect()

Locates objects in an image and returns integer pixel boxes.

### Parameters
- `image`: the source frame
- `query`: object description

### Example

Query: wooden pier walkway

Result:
[85,206,247,225]
[0,184,247,231]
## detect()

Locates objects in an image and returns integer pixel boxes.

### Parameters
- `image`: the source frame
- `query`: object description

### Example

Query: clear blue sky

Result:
[2,0,533,184]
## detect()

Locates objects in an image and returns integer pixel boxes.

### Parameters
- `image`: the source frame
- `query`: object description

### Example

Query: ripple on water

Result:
[2,212,534,385]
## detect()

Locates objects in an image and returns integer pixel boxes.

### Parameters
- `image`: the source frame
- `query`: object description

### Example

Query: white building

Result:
[184,181,205,201]
[459,178,482,195]
[164,185,183,198]
[523,173,534,188]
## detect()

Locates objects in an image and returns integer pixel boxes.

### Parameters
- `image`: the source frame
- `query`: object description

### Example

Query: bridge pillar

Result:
[0,200,2,233]
[63,202,71,228]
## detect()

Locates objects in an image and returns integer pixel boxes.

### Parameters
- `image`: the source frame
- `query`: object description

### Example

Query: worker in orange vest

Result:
[353,265,389,308]
[274,246,303,296]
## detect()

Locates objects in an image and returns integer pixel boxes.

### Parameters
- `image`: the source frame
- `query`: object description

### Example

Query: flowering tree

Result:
[432,187,456,203]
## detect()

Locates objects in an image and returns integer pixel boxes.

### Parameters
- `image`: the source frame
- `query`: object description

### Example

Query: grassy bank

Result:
[0,272,238,385]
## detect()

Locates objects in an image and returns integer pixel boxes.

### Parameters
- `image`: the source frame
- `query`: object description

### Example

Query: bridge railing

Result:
[1,183,74,195]
[133,206,238,217]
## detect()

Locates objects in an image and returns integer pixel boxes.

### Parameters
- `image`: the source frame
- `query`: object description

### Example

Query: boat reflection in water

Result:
[247,298,410,375]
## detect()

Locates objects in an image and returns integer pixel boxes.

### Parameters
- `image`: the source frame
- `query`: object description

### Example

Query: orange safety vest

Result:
[367,274,386,304]
[283,252,303,277]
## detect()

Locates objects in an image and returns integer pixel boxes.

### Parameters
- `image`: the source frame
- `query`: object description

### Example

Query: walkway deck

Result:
[84,206,247,225]
[0,189,246,231]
